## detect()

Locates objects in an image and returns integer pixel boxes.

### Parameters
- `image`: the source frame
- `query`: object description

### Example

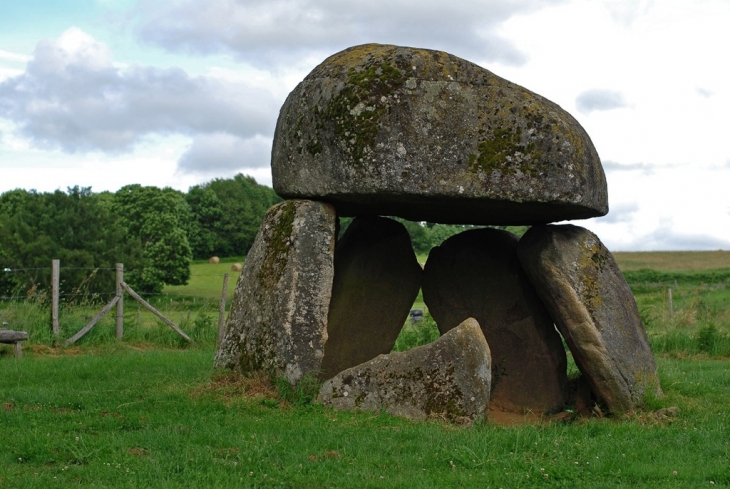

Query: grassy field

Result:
[1,251,730,487]
[612,250,730,271]
[164,257,244,300]
[1,348,728,488]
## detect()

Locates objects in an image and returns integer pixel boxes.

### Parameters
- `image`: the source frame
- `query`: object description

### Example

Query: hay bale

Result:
[231,263,243,272]
[209,256,220,264]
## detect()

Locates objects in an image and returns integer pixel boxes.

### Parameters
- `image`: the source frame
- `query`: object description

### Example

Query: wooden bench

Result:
[0,329,28,358]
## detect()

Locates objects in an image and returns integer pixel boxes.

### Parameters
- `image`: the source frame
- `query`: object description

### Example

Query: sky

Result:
[1,0,729,251]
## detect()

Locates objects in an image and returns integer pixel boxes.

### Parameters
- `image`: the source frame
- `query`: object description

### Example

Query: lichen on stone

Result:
[319,62,406,163]
[468,126,544,177]
[258,201,297,288]
[576,236,609,315]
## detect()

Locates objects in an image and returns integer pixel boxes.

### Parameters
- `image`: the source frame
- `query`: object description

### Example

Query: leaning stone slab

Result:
[272,43,607,225]
[318,318,491,424]
[517,224,662,414]
[319,216,422,380]
[214,200,336,385]
[422,228,567,413]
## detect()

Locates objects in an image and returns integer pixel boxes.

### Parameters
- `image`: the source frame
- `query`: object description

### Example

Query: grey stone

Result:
[517,224,662,414]
[318,318,491,424]
[422,228,567,413]
[320,216,422,380]
[272,43,607,225]
[214,200,336,385]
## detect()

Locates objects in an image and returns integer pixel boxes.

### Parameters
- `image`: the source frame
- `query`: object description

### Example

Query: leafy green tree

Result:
[185,185,224,259]
[0,187,124,298]
[113,185,192,294]
[200,174,281,258]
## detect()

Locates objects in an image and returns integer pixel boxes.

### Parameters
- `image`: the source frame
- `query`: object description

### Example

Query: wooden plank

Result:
[121,282,192,343]
[65,295,120,346]
[14,341,22,358]
[0,330,29,343]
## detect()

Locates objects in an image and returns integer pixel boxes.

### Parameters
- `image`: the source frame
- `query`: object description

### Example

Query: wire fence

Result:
[0,261,234,348]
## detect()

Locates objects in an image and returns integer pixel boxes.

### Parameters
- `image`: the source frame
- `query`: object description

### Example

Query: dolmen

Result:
[215,44,662,422]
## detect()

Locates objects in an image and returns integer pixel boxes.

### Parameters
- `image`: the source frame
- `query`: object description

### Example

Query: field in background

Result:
[2,251,730,486]
[164,257,245,300]
[2,251,728,355]
[612,250,730,271]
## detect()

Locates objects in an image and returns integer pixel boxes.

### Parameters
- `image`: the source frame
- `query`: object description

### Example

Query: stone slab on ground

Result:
[318,318,491,424]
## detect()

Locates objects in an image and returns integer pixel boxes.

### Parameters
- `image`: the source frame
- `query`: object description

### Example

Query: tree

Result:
[113,185,192,294]
[193,174,281,258]
[185,185,224,259]
[0,187,124,298]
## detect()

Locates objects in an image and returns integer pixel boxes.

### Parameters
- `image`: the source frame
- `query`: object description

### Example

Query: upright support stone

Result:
[320,216,422,380]
[517,224,662,414]
[214,200,336,385]
[422,228,567,413]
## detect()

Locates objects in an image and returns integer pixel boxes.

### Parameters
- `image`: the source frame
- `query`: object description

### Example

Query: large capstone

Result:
[272,43,607,225]
[214,200,336,385]
[320,216,422,380]
[318,318,492,424]
[422,228,567,413]
[517,224,662,414]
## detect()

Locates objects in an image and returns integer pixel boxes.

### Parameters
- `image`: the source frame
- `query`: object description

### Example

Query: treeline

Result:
[0,174,281,296]
[0,173,528,298]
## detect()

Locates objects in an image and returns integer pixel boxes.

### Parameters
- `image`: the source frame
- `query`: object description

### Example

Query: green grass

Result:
[164,258,245,300]
[1,349,728,488]
[2,251,730,486]
[613,250,730,271]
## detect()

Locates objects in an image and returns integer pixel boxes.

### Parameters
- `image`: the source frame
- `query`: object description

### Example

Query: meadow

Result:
[1,251,729,487]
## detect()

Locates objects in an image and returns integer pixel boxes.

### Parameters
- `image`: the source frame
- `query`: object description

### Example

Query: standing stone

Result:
[214,200,336,385]
[318,318,491,424]
[422,228,567,413]
[517,224,662,414]
[320,216,422,380]
[272,43,607,225]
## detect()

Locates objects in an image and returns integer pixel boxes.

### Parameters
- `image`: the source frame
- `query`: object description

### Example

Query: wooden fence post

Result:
[116,263,124,339]
[668,288,673,320]
[51,259,60,336]
[217,273,230,347]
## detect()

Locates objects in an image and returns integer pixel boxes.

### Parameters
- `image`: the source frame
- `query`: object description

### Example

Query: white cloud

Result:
[576,89,629,114]
[602,160,659,175]
[695,87,714,98]
[626,226,730,251]
[602,0,655,27]
[0,49,31,63]
[177,132,272,174]
[594,201,639,224]
[132,0,568,69]
[0,28,280,154]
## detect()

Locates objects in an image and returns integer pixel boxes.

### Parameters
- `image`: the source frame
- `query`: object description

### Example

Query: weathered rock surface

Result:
[517,224,662,414]
[272,43,607,225]
[318,318,491,424]
[320,216,422,380]
[214,200,336,385]
[422,228,567,413]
